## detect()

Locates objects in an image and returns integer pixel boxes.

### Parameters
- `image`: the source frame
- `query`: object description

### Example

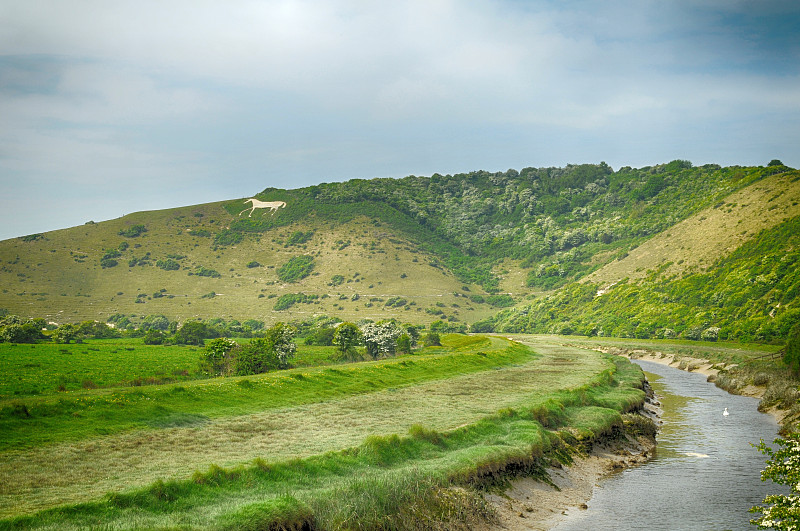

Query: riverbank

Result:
[599,346,793,428]
[480,430,656,531]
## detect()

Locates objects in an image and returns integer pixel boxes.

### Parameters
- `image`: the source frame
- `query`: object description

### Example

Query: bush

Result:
[333,322,363,360]
[277,255,315,283]
[246,261,261,268]
[286,230,314,245]
[486,294,514,308]
[156,259,180,271]
[470,320,494,333]
[361,322,402,360]
[143,330,165,345]
[175,321,218,345]
[234,323,297,374]
[52,323,77,344]
[783,324,800,375]
[397,333,412,354]
[305,326,335,346]
[118,224,147,238]
[422,332,441,347]
[214,229,244,246]
[202,337,238,376]
[194,266,221,278]
[274,293,318,311]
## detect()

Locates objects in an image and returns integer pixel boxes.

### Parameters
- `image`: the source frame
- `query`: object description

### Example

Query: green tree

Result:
[751,433,800,529]
[783,324,800,375]
[201,337,238,376]
[277,255,315,283]
[77,320,120,339]
[143,329,165,345]
[397,333,411,354]
[175,321,216,345]
[333,322,362,360]
[53,323,77,344]
[141,314,170,331]
[422,331,441,347]
[264,322,297,367]
[234,323,297,375]
[361,321,401,360]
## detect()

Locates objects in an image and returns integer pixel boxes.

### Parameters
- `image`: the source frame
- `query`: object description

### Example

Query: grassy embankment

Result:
[0,335,646,529]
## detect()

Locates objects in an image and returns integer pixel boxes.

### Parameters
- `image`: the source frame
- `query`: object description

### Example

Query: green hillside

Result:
[0,160,798,341]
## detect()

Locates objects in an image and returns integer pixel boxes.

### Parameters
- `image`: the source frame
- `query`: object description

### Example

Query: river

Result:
[553,359,786,531]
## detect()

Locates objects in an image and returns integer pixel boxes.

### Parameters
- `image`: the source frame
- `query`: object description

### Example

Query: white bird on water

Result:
[723,407,729,416]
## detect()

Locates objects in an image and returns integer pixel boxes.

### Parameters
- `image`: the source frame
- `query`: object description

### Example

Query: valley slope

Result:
[1,160,797,342]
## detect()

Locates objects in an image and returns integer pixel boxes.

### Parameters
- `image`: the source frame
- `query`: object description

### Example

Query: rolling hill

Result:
[1,160,798,342]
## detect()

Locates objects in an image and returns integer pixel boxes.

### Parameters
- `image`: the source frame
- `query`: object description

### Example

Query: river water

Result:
[553,359,786,531]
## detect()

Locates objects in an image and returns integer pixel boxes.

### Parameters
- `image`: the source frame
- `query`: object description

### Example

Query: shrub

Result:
[784,324,800,375]
[385,297,408,308]
[156,259,180,271]
[361,321,402,360]
[194,266,221,278]
[333,322,363,360]
[175,321,218,345]
[141,314,170,331]
[470,320,495,333]
[277,255,315,283]
[118,224,147,238]
[201,337,238,376]
[274,293,318,311]
[486,294,514,308]
[246,261,261,268]
[286,230,314,245]
[397,333,412,354]
[422,331,441,347]
[701,327,720,342]
[214,229,244,246]
[143,330,165,345]
[305,326,335,346]
[52,323,77,344]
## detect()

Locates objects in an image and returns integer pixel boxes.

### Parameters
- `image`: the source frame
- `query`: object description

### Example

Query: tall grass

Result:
[0,336,527,451]
[0,349,646,529]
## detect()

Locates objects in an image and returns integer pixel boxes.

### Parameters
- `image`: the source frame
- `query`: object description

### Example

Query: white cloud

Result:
[0,0,798,239]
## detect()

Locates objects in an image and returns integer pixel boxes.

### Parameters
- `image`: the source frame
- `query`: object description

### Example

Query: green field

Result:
[0,339,203,398]
[0,338,348,399]
[0,334,650,529]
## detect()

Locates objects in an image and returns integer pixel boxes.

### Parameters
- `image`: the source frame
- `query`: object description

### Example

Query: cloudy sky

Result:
[1,1,798,240]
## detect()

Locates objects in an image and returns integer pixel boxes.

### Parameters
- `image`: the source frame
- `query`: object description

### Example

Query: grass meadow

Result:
[0,334,648,529]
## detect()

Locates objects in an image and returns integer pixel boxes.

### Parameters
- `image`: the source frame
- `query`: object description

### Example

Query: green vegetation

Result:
[214,229,244,246]
[492,214,800,343]
[0,335,648,529]
[201,324,297,376]
[118,224,147,238]
[193,266,221,278]
[784,325,800,374]
[1,162,797,334]
[156,258,180,270]
[286,230,314,246]
[0,339,200,398]
[220,162,784,293]
[277,255,315,283]
[273,292,318,310]
[751,432,800,530]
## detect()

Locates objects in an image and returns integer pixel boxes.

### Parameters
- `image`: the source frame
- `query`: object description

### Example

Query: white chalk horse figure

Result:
[240,198,286,217]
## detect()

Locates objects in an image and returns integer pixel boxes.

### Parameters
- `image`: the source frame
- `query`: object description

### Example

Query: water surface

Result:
[553,360,784,531]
